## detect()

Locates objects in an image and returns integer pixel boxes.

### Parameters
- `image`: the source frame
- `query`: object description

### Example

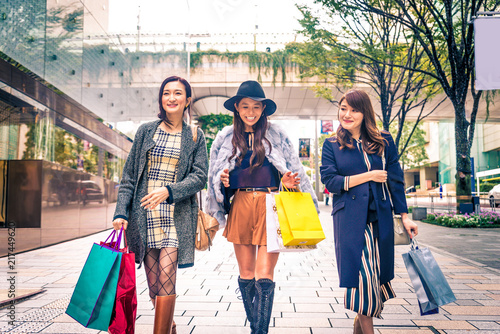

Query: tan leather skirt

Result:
[223,189,269,245]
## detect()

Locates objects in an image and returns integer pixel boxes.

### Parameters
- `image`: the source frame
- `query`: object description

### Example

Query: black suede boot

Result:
[238,277,256,327]
[253,278,275,334]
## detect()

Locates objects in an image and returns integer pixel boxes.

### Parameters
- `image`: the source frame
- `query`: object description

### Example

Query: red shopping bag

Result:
[102,230,137,334]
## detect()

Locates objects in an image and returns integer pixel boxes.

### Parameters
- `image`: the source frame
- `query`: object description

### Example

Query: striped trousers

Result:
[345,222,396,318]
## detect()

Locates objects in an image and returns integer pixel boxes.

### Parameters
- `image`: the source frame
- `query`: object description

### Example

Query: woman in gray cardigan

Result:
[113,76,208,334]
[206,81,319,334]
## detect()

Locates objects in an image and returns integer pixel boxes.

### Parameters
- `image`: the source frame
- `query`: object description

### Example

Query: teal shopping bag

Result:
[66,230,123,331]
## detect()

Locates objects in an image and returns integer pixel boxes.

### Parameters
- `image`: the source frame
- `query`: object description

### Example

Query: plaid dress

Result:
[146,128,182,249]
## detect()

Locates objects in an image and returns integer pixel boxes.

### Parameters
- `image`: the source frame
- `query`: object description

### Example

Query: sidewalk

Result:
[1,204,500,334]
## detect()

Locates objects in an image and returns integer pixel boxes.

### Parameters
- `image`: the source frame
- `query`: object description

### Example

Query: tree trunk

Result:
[454,104,472,210]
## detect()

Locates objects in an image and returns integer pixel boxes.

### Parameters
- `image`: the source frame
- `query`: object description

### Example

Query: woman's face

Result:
[235,97,265,131]
[161,81,191,118]
[339,99,364,136]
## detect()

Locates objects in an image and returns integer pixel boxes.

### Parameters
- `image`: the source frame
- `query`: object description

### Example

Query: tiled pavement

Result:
[1,204,500,334]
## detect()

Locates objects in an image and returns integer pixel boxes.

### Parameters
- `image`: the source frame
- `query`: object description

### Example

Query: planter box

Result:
[412,207,427,220]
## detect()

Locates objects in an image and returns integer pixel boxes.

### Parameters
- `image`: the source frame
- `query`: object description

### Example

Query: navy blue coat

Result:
[320,132,407,288]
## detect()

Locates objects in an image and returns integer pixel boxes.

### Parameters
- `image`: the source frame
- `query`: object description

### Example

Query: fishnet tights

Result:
[144,247,178,300]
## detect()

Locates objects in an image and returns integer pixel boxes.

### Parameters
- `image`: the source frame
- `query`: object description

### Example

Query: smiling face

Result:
[234,97,266,131]
[161,81,191,119]
[339,99,364,138]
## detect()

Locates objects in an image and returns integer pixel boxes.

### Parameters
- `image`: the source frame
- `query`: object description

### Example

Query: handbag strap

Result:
[190,124,203,210]
[198,191,203,210]
[190,124,198,143]
[382,150,392,206]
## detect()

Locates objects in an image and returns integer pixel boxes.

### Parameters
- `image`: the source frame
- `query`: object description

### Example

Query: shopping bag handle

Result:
[280,175,302,194]
[102,227,123,251]
[409,237,419,251]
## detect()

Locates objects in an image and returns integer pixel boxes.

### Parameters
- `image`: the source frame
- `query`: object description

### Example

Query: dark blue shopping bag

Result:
[402,239,456,315]
[66,229,123,330]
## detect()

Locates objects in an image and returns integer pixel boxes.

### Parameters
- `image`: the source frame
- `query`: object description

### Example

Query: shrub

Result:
[480,182,498,193]
[425,212,500,228]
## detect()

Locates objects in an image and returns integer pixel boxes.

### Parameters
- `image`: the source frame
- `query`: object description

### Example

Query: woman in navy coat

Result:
[320,90,418,334]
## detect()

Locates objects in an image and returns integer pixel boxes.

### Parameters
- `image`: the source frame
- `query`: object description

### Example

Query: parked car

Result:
[488,184,500,207]
[79,180,104,205]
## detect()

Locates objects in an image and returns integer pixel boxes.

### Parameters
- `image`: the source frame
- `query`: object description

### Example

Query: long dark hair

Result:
[229,98,271,172]
[335,89,386,155]
[157,76,192,125]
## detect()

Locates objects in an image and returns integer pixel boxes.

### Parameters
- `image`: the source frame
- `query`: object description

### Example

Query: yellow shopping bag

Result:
[274,188,325,246]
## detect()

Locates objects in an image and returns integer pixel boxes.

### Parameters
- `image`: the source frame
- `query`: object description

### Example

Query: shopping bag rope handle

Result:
[280,176,303,195]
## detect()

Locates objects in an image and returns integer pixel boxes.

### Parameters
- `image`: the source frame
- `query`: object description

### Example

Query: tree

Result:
[392,122,428,170]
[310,0,500,201]
[196,114,234,154]
[293,2,446,159]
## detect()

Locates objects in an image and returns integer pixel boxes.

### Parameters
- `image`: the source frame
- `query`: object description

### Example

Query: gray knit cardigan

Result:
[205,123,319,228]
[113,120,208,268]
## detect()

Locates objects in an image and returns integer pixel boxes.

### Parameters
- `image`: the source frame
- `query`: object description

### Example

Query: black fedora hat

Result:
[223,80,277,116]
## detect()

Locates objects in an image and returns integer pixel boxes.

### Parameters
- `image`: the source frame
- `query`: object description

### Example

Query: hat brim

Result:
[224,95,277,116]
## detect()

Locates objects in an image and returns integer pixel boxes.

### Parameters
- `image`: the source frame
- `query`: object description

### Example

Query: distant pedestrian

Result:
[324,187,330,205]
[205,80,319,333]
[320,89,418,334]
[112,76,208,334]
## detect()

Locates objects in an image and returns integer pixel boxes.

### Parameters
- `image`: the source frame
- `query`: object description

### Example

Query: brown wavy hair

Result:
[229,98,271,172]
[335,89,386,155]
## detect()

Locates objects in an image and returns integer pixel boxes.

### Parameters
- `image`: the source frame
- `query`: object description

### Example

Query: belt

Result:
[238,187,278,192]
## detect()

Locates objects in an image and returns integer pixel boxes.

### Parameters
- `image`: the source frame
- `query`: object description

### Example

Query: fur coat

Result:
[205,123,319,227]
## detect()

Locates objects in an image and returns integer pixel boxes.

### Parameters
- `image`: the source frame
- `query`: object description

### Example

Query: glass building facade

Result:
[0,0,172,255]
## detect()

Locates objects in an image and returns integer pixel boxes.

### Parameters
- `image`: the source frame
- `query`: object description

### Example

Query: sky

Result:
[108,0,315,35]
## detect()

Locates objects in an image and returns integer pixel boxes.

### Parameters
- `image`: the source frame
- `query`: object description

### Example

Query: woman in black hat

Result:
[205,80,319,333]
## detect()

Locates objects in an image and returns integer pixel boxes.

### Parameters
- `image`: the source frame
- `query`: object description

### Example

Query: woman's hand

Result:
[401,213,418,238]
[370,170,387,183]
[282,171,300,189]
[112,218,128,231]
[141,187,170,210]
[221,168,230,188]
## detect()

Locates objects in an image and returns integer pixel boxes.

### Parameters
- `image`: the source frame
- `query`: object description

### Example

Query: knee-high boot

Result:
[153,295,176,334]
[238,277,256,327]
[253,279,275,334]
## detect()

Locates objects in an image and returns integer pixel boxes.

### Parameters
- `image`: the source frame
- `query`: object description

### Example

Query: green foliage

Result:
[22,123,36,159]
[393,121,428,169]
[196,114,234,154]
[294,1,442,165]
[190,49,296,85]
[426,212,500,228]
[480,182,498,193]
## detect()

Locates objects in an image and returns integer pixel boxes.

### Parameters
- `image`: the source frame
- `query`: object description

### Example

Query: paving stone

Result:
[442,331,500,334]
[469,321,500,330]
[275,316,331,328]
[311,328,361,334]
[448,275,489,280]
[377,330,435,334]
[294,303,335,313]
[447,315,500,321]
[190,325,250,333]
[454,300,484,306]
[467,284,500,291]
[413,320,476,329]
[442,305,500,315]
[39,322,100,333]
[485,294,500,300]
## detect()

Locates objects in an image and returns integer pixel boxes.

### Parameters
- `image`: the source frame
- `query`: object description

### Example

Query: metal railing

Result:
[407,193,499,214]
